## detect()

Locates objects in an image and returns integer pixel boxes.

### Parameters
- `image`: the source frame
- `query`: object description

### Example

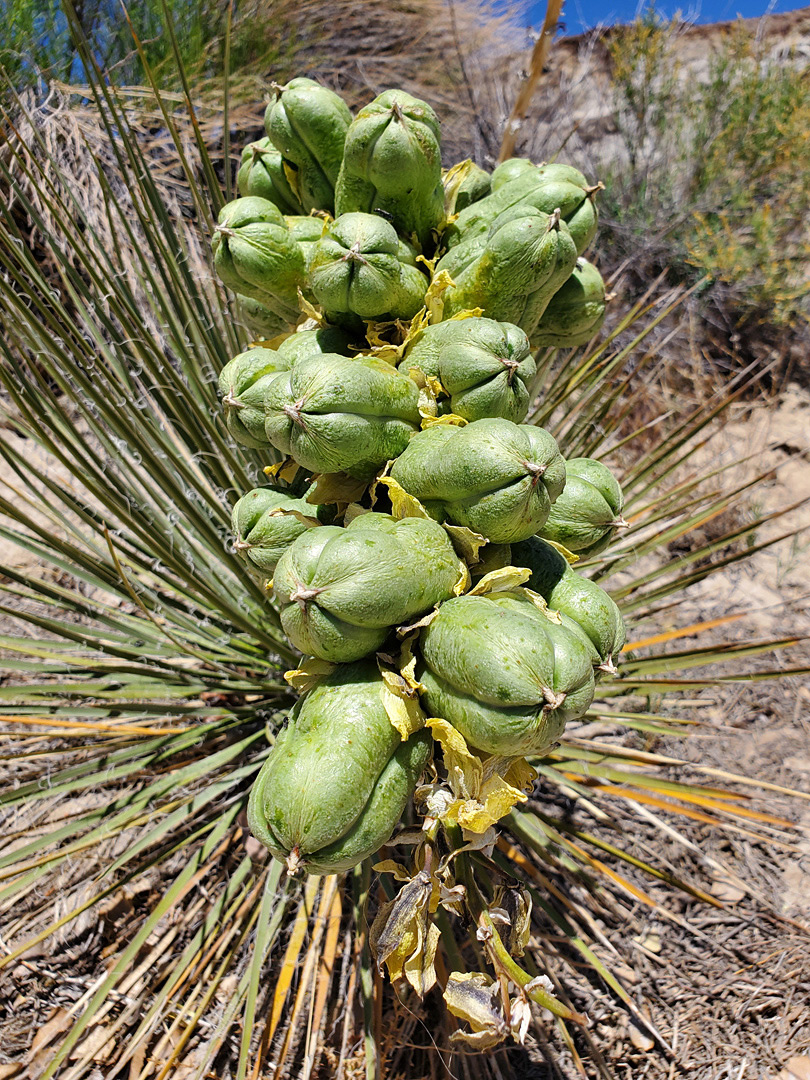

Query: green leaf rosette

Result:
[538,457,625,556]
[273,512,464,663]
[212,197,305,324]
[390,418,566,543]
[264,77,352,213]
[248,661,431,874]
[263,351,420,478]
[335,89,445,250]
[308,212,428,325]
[436,206,579,338]
[417,591,595,756]
[400,317,536,424]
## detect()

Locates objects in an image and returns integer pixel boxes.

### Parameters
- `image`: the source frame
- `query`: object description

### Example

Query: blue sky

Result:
[523,0,805,32]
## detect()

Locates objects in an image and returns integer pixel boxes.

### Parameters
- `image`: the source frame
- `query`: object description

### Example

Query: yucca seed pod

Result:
[444,163,601,255]
[284,214,326,270]
[231,486,328,574]
[443,160,492,216]
[417,591,594,756]
[335,89,445,250]
[263,351,421,478]
[400,317,536,423]
[273,512,463,662]
[218,347,291,448]
[539,456,626,556]
[237,138,305,215]
[437,205,579,339]
[275,326,353,364]
[532,257,608,348]
[308,213,428,324]
[237,294,289,341]
[264,77,352,213]
[212,197,306,322]
[248,661,431,874]
[390,418,566,544]
[510,536,627,671]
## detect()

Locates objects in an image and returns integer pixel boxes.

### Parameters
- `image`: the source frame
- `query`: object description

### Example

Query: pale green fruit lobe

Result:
[218,347,291,448]
[532,258,607,348]
[212,197,306,322]
[400,317,536,423]
[539,456,625,556]
[336,89,445,250]
[231,486,327,574]
[248,661,431,873]
[273,512,463,662]
[237,138,305,215]
[263,351,420,478]
[391,418,566,543]
[309,213,428,324]
[264,77,352,213]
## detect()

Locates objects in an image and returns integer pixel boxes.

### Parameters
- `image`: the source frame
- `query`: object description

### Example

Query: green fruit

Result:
[218,347,291,448]
[443,160,492,215]
[510,536,627,669]
[212,197,306,322]
[308,213,428,324]
[264,77,352,213]
[237,295,288,341]
[400,317,536,423]
[335,89,445,250]
[273,513,463,662]
[237,138,305,215]
[263,351,420,478]
[248,662,431,873]
[231,486,327,573]
[284,214,326,271]
[417,592,594,756]
[532,258,607,348]
[538,457,625,556]
[490,157,536,191]
[275,326,352,364]
[437,206,579,341]
[390,418,566,544]
[444,164,600,255]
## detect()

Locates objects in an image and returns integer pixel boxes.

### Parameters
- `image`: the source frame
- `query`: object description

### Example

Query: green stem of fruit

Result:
[478,910,587,1025]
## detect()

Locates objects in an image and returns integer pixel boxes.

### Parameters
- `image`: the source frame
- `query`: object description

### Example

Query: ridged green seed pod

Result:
[437,206,579,339]
[248,662,431,874]
[490,157,536,191]
[400,317,536,423]
[417,592,594,756]
[510,536,627,669]
[308,213,428,325]
[443,160,492,215]
[284,214,326,271]
[263,352,421,478]
[237,295,288,341]
[237,138,305,215]
[273,513,463,662]
[231,486,327,574]
[444,164,600,255]
[532,258,607,348]
[218,347,291,448]
[390,418,566,544]
[335,89,445,250]
[275,326,352,364]
[264,77,352,213]
[539,457,625,556]
[212,197,306,322]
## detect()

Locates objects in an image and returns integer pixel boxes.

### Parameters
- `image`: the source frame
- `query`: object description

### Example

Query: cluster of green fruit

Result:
[212,78,626,876]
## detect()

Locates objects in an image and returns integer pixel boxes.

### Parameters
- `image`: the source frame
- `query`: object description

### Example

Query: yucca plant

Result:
[1,15,808,1080]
